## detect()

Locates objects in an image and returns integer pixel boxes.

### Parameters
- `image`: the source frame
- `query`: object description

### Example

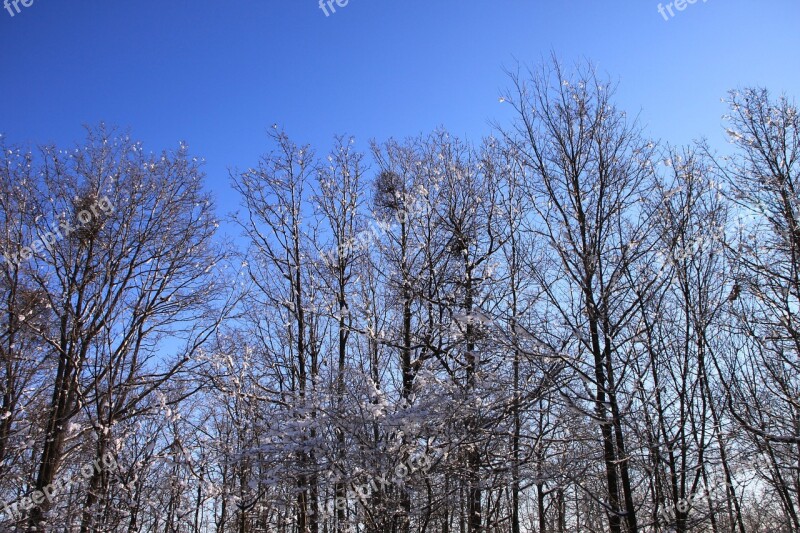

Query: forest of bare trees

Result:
[1,61,798,532]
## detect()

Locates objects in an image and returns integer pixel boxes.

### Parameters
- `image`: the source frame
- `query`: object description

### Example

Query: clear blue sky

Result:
[1,0,798,213]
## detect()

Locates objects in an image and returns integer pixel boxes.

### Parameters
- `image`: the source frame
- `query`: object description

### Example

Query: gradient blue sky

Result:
[1,1,798,213]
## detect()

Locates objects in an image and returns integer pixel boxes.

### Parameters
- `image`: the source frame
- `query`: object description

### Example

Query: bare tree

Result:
[232,127,323,533]
[502,59,658,533]
[0,127,226,532]
[716,88,800,531]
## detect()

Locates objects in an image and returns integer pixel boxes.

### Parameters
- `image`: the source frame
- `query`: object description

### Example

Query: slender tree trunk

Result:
[79,437,110,533]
